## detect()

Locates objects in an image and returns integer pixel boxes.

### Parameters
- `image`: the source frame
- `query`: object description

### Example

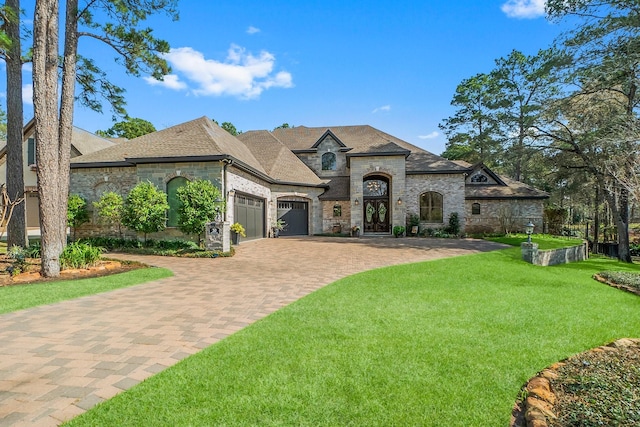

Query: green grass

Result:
[0,267,172,314]
[486,233,583,249]
[65,247,640,426]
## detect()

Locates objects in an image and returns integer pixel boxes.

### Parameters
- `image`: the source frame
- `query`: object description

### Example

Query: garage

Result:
[234,194,265,241]
[277,201,308,236]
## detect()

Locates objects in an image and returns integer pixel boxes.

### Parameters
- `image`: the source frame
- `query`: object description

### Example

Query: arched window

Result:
[420,192,443,223]
[321,152,336,170]
[472,202,481,215]
[166,176,188,227]
[471,173,488,183]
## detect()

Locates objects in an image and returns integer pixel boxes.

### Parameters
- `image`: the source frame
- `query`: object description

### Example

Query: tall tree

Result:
[491,49,565,183]
[3,0,27,247]
[540,0,640,262]
[97,116,156,139]
[32,0,178,277]
[439,73,503,167]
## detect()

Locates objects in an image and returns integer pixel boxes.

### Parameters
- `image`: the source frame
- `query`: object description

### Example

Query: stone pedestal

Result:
[521,242,539,264]
[205,221,230,253]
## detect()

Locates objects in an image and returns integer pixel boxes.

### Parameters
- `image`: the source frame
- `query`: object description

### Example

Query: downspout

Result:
[222,158,233,221]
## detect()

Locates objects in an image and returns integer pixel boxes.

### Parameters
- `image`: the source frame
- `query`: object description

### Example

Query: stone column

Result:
[206,221,230,253]
[521,242,539,264]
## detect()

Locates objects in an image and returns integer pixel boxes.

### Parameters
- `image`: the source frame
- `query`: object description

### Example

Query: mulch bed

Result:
[0,255,146,287]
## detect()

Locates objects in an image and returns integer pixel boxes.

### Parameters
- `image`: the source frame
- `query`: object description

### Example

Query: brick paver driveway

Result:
[0,236,506,426]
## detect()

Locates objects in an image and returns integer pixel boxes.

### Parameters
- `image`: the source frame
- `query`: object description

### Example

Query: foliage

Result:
[230,223,246,237]
[445,212,460,236]
[177,179,224,240]
[597,271,640,290]
[64,248,640,426]
[60,242,103,269]
[93,192,125,237]
[77,236,233,258]
[272,219,286,231]
[407,213,420,227]
[24,242,41,259]
[6,245,28,276]
[212,119,241,135]
[392,225,405,237]
[122,181,169,241]
[96,117,156,139]
[274,123,291,130]
[67,194,90,241]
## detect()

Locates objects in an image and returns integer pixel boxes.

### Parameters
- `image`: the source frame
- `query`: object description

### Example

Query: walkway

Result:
[0,236,506,426]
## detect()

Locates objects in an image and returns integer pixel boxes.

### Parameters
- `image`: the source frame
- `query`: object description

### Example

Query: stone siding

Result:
[465,198,544,234]
[136,162,222,191]
[226,167,271,226]
[349,156,407,233]
[405,173,466,232]
[296,136,348,178]
[271,184,325,235]
[322,200,351,233]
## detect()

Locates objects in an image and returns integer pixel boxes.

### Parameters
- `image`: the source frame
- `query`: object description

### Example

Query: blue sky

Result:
[10,0,569,155]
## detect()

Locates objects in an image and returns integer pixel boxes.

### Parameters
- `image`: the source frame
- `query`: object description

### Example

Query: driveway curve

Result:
[0,236,506,426]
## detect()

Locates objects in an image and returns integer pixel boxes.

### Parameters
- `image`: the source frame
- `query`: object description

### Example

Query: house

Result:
[69,116,548,240]
[0,119,116,227]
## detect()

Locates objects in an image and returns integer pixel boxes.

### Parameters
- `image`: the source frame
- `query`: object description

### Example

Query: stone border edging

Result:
[512,338,640,427]
[593,273,640,297]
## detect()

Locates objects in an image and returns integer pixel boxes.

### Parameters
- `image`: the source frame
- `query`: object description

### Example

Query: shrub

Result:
[93,191,124,237]
[597,271,640,290]
[445,212,460,236]
[393,225,406,237]
[6,245,28,276]
[122,181,169,242]
[61,242,103,269]
[67,194,90,241]
[230,223,246,237]
[177,179,225,243]
[24,242,41,258]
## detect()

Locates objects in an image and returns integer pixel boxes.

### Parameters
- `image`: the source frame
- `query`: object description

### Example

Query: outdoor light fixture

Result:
[354,198,360,206]
[397,197,403,205]
[525,221,535,243]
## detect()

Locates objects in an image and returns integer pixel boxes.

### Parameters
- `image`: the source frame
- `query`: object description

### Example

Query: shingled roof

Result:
[270,125,467,173]
[71,116,266,174]
[236,131,325,186]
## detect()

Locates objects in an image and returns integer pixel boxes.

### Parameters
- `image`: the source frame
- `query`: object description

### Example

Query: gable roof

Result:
[454,160,549,200]
[269,125,467,173]
[236,130,325,186]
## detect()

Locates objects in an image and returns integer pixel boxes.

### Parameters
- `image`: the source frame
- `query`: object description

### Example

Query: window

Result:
[166,176,188,227]
[333,204,342,217]
[419,192,443,223]
[321,152,336,170]
[27,138,35,165]
[471,173,488,183]
[472,203,481,215]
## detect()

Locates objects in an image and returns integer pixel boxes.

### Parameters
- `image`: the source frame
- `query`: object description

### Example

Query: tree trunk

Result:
[605,186,632,263]
[33,0,63,277]
[5,0,27,248]
[593,185,600,249]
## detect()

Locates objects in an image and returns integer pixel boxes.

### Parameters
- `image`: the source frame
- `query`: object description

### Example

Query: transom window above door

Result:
[363,179,388,197]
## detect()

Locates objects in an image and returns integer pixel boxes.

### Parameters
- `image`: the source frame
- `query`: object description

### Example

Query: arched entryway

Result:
[363,175,390,233]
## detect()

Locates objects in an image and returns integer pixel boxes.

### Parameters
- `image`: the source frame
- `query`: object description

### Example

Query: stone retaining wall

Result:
[521,241,588,266]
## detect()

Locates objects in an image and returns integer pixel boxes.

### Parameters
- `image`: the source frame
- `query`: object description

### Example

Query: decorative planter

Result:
[332,224,342,234]
[232,232,240,245]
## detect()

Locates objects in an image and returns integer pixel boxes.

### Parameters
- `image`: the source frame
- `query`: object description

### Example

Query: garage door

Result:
[234,194,265,240]
[277,201,308,236]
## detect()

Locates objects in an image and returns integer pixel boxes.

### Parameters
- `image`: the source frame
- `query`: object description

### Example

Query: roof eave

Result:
[70,161,135,169]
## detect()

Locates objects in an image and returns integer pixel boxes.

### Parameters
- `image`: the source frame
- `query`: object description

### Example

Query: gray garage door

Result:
[234,194,265,240]
[277,201,308,236]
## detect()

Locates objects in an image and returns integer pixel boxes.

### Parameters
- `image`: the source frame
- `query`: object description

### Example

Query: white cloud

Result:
[144,74,188,90]
[22,84,33,105]
[501,0,545,19]
[155,45,293,99]
[247,26,261,35]
[418,131,439,140]
[372,105,391,114]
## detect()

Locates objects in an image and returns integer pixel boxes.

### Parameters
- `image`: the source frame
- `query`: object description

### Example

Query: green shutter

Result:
[27,138,35,165]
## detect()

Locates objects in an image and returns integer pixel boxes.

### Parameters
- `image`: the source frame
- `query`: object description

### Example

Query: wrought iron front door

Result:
[363,198,390,233]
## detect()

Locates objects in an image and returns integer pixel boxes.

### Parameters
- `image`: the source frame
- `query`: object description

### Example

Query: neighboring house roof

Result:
[454,160,549,200]
[236,131,325,186]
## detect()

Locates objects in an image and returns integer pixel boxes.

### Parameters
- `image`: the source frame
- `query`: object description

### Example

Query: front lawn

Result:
[0,267,173,314]
[66,245,640,426]
[486,233,583,249]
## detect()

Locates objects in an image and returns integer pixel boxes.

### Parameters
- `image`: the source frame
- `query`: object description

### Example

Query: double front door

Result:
[363,198,389,233]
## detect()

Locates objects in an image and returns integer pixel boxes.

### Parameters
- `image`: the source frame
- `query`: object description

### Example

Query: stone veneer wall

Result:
[226,167,271,227]
[271,184,325,235]
[521,241,588,266]
[349,156,406,232]
[322,200,351,233]
[405,174,466,232]
[465,198,544,234]
[296,136,348,178]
